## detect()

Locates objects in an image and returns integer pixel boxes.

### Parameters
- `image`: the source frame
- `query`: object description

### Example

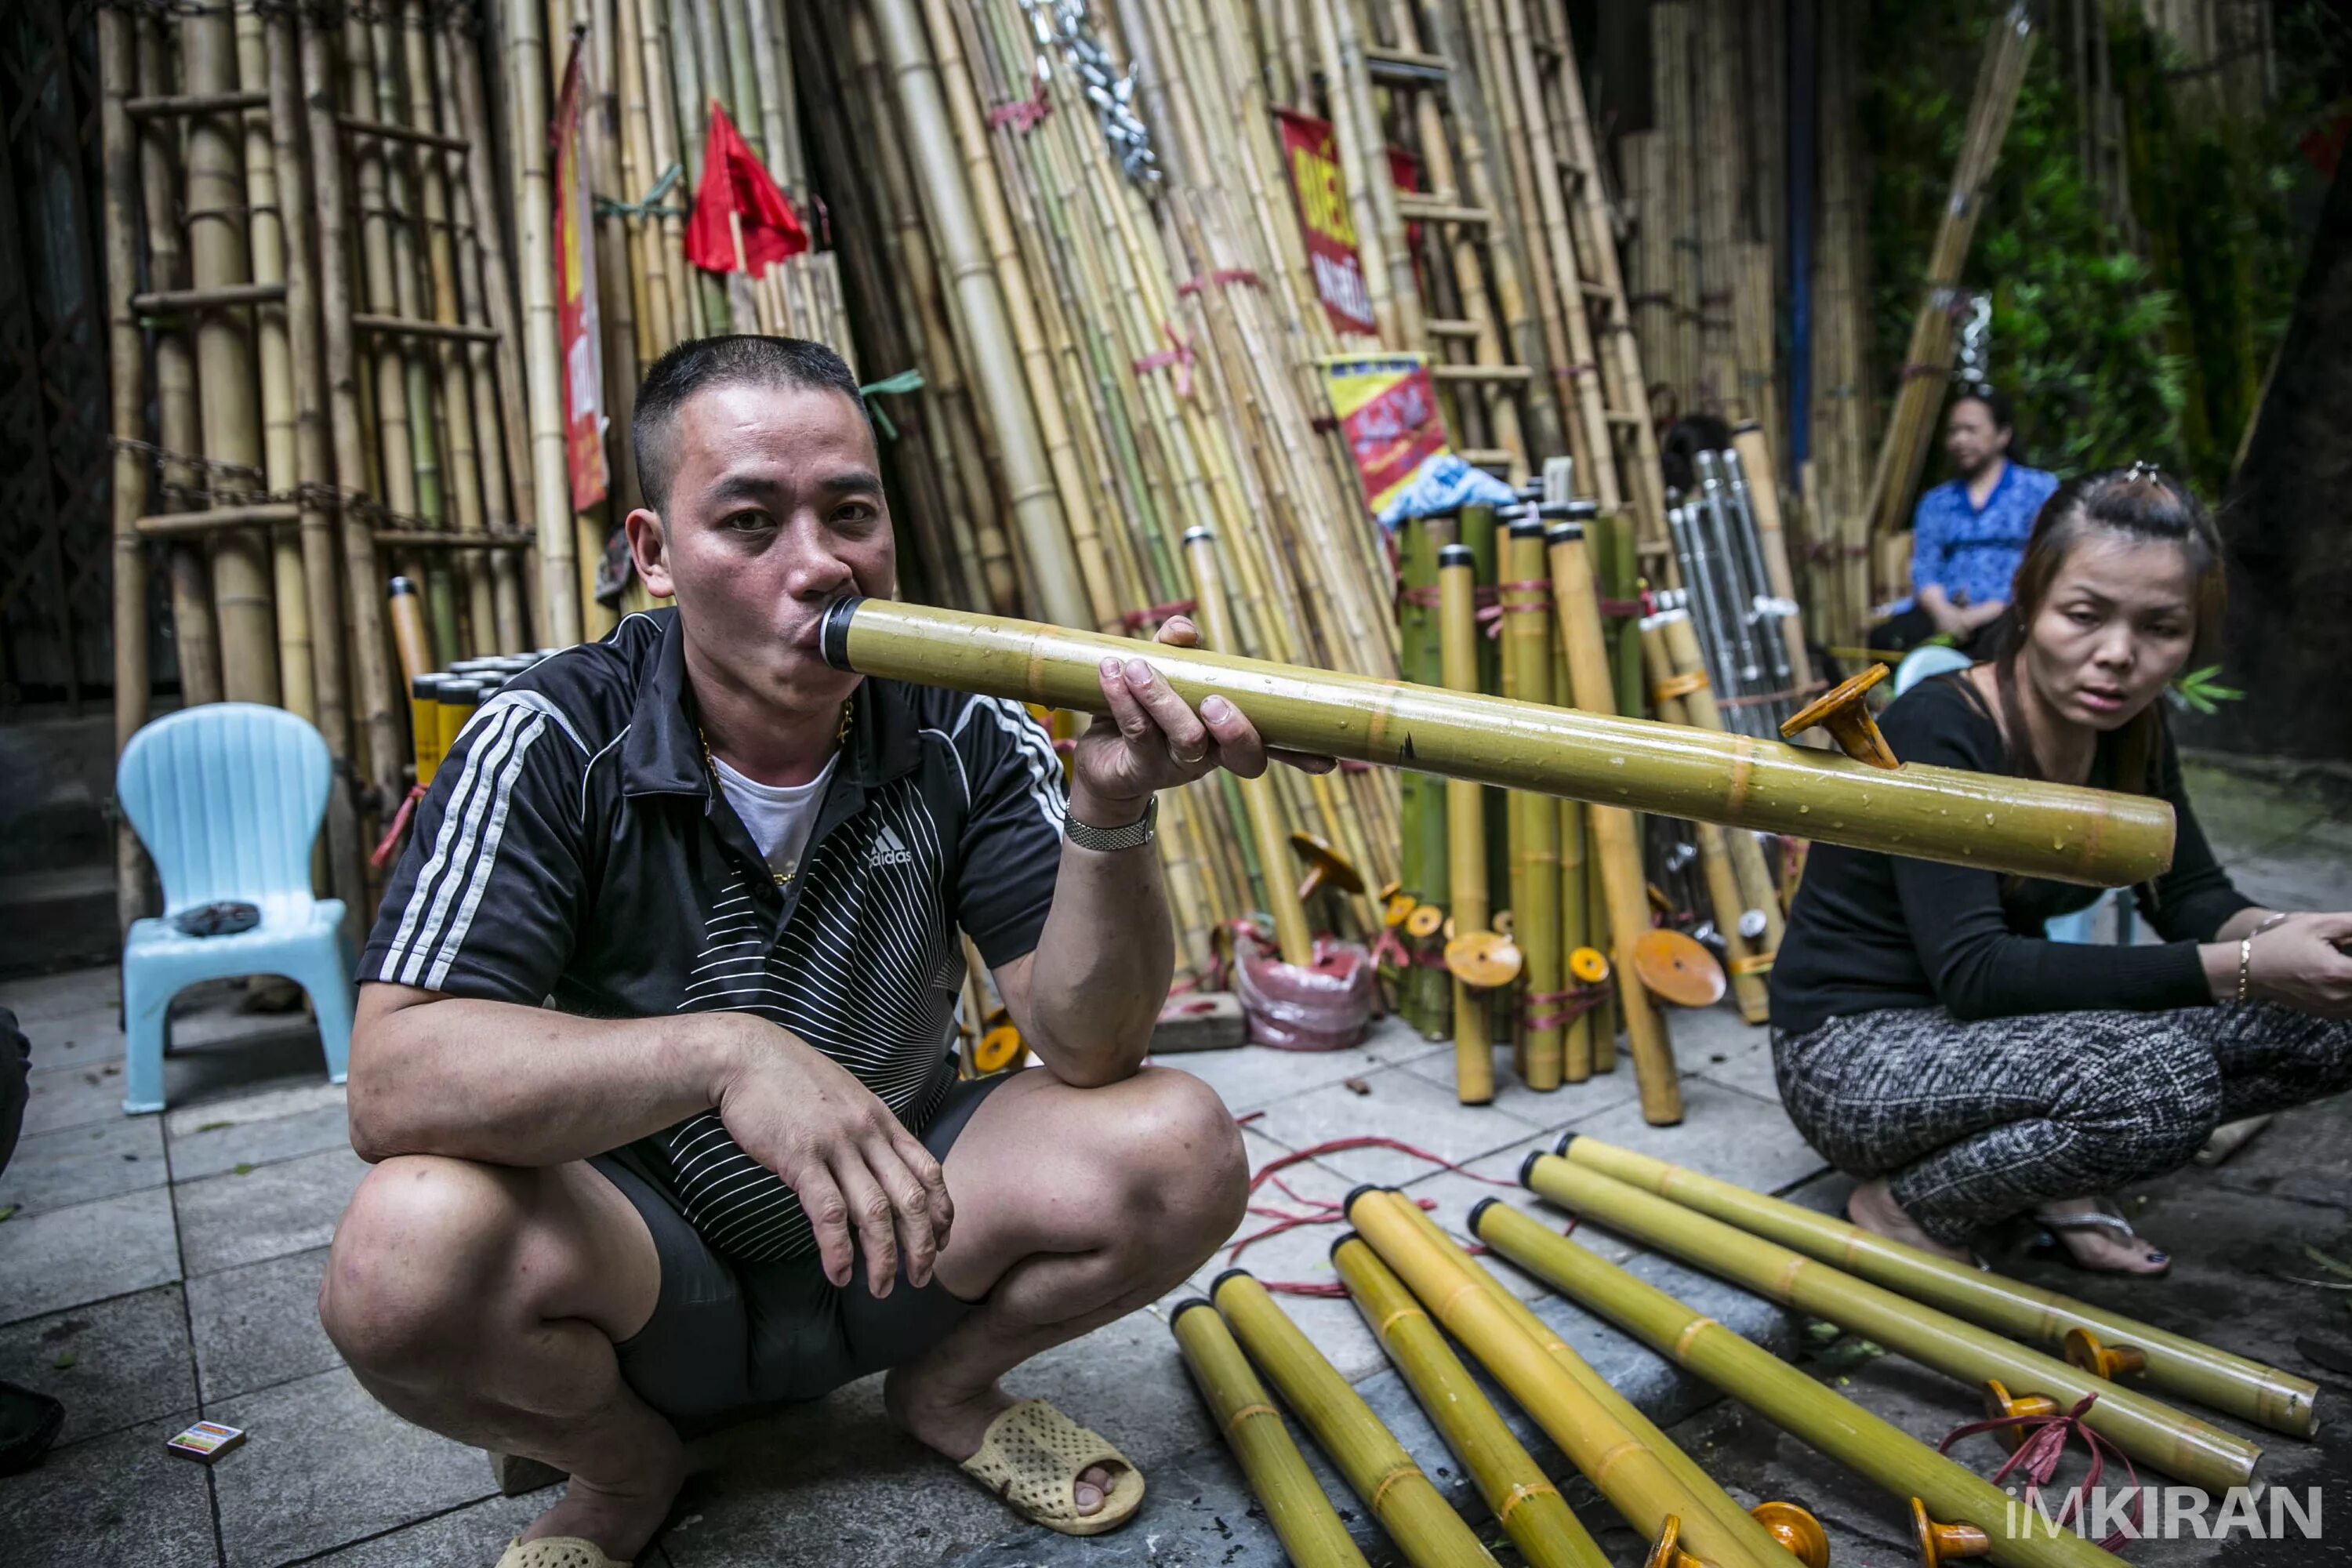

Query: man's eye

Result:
[724,511,770,532]
[836,504,878,528]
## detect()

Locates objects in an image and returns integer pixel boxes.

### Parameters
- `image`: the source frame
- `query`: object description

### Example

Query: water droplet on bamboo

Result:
[1984,812,1996,826]
[1798,804,1810,815]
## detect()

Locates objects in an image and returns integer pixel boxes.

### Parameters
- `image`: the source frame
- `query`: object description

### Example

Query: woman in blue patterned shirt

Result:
[1879,387,2059,655]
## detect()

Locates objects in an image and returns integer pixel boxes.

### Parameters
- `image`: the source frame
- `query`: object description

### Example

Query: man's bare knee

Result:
[321,1154,528,1375]
[1111,1068,1248,1241]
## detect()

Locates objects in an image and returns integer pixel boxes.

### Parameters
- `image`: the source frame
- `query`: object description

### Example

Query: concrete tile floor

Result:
[1,771,2343,1566]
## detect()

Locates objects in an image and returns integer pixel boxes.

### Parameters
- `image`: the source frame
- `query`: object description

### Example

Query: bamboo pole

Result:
[1693,0,1742,416]
[1186,528,1314,965]
[1333,1237,1610,1568]
[867,0,1091,630]
[100,4,152,932]
[183,5,280,705]
[818,597,2178,887]
[1308,0,1418,347]
[1654,604,1785,946]
[1519,1155,2262,1490]
[1553,1134,2320,1439]
[510,0,581,644]
[1470,1200,2117,1568]
[1343,1191,1793,1568]
[344,6,424,609]
[1168,1301,1370,1568]
[627,0,690,358]
[1439,544,1494,1104]
[234,0,313,721]
[1397,514,1450,1038]
[1503,519,1561,1089]
[302,12,403,805]
[1381,1194,1797,1563]
[1212,1271,1501,1567]
[1639,612,1769,1023]
[1545,521,1678,1122]
[1727,427,1812,690]
[264,10,361,911]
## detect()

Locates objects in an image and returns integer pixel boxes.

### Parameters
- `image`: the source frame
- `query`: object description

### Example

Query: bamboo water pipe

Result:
[100,5,151,934]
[1545,516,1679,1122]
[1397,516,1452,1039]
[867,0,1090,630]
[1504,519,1563,1089]
[1187,528,1314,964]
[1469,1200,2118,1568]
[508,0,580,644]
[1638,612,1770,1024]
[1439,545,1497,1104]
[1343,1191,1796,1568]
[1381,1195,1798,1562]
[1519,1155,2261,1489]
[818,597,2176,887]
[1552,1134,2318,1439]
[1212,1271,1500,1567]
[1169,1301,1370,1568]
[1333,1237,1610,1568]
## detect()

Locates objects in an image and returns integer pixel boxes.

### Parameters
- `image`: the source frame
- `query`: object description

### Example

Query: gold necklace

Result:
[699,699,855,886]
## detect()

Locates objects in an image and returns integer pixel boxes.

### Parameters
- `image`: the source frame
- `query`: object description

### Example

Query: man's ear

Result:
[625,506,674,599]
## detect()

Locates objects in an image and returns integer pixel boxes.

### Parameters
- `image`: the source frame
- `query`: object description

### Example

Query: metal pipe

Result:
[818,596,2176,887]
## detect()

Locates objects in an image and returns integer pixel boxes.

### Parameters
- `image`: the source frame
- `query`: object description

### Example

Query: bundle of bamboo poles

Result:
[1857,2,2038,605]
[1806,0,1876,648]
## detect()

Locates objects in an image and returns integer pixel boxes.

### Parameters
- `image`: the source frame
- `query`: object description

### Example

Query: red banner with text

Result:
[553,35,608,513]
[1275,109,1377,339]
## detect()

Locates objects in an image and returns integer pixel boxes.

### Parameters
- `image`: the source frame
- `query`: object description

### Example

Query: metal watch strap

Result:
[1065,795,1157,853]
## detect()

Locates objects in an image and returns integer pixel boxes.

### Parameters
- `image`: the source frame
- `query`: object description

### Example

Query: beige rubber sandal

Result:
[958,1399,1145,1537]
[492,1537,632,1568]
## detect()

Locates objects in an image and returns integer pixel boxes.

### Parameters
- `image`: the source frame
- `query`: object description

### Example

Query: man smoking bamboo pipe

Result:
[321,336,1330,1567]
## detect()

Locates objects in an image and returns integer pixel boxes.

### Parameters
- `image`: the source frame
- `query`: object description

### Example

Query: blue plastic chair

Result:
[1887,645,2132,946]
[115,703,353,1114]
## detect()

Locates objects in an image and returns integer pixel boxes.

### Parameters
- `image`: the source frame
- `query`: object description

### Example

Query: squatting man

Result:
[322,336,1332,1566]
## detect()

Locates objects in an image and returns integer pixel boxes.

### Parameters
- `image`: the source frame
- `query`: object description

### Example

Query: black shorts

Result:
[589,1069,1010,1435]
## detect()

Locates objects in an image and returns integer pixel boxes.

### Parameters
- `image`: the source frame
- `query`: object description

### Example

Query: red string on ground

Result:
[1939,1392,2147,1552]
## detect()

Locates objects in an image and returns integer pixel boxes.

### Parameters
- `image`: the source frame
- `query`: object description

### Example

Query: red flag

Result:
[684,100,808,274]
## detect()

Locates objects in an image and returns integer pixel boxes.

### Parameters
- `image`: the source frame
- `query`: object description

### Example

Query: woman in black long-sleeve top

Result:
[1769,466,2352,1273]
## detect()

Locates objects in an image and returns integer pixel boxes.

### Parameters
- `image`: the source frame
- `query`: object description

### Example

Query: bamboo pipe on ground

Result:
[1553,1134,2319,1439]
[1187,528,1315,965]
[1169,1300,1370,1568]
[1638,612,1771,1024]
[1332,1238,1610,1568]
[1504,519,1563,1090]
[1344,1191,1797,1568]
[1519,1155,2261,1489]
[1381,1194,1798,1559]
[816,597,2176,887]
[1212,1271,1500,1567]
[867,0,1091,630]
[1439,546,1496,1104]
[1545,516,1679,1123]
[1470,1200,2118,1568]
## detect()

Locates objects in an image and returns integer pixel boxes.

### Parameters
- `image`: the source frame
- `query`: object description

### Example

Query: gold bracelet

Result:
[2237,936,2252,1004]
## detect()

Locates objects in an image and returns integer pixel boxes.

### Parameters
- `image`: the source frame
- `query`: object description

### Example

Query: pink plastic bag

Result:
[1231,929,1377,1051]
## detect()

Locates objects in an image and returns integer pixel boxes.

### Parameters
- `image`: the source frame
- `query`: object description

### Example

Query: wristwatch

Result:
[1065,795,1158,853]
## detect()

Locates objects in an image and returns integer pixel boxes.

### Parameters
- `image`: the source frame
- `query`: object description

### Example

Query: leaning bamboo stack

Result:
[1808,0,1875,646]
[1859,2,2038,602]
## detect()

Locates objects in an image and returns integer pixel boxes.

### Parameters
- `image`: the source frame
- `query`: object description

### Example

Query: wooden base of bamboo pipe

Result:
[1212,1271,1500,1566]
[1552,1132,2319,1438]
[1519,1155,2261,1490]
[1545,517,1680,1123]
[1341,1191,1791,1568]
[815,597,2179,888]
[1334,1237,1609,1568]
[1469,1198,2117,1568]
[1913,1498,1994,1565]
[1439,545,1495,1105]
[1188,528,1315,966]
[1169,1300,1369,1568]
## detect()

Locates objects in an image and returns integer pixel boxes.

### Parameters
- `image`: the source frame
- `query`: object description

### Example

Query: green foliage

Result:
[2169,665,2245,714]
[1862,2,2336,499]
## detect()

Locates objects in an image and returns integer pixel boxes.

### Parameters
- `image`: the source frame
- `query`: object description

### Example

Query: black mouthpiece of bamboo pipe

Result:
[1508,515,1546,538]
[1183,525,1214,544]
[1437,543,1474,568]
[1470,1196,1504,1231]
[1343,1184,1387,1219]
[1210,1267,1254,1295]
[819,595,866,671]
[1555,1131,1581,1157]
[1167,1297,1216,1323]
[1329,1232,1356,1263]
[1519,1148,1548,1186]
[1546,523,1584,544]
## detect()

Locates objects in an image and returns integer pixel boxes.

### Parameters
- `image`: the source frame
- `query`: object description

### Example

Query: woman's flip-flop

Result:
[959,1399,1145,1537]
[492,1537,632,1568]
[2031,1200,2169,1275]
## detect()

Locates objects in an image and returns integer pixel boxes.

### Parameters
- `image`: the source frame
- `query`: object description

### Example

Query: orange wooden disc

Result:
[1406,904,1446,938]
[1383,891,1417,927]
[1632,929,1726,1007]
[1445,929,1523,988]
[1568,946,1610,984]
[1494,909,1516,938]
[975,1025,1025,1074]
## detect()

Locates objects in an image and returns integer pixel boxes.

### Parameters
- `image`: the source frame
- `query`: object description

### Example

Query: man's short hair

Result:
[631,335,868,512]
